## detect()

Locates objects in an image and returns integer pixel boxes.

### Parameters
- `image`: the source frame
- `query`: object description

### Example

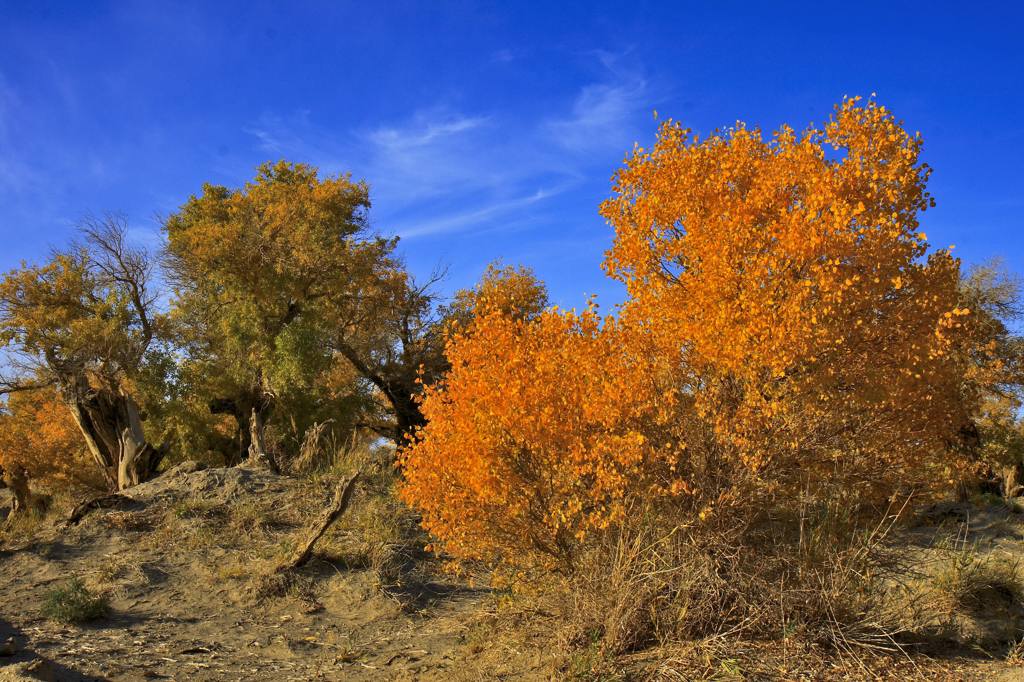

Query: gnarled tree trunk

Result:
[245,407,276,472]
[1,465,34,514]
[64,378,164,491]
[210,392,275,466]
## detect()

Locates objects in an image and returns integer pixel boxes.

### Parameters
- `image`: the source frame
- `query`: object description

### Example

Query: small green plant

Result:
[929,539,1023,619]
[714,658,744,680]
[565,638,615,681]
[43,578,109,623]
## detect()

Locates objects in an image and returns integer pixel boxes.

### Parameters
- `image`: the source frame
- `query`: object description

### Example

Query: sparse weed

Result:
[0,505,47,541]
[172,497,224,520]
[250,570,321,611]
[930,540,1023,616]
[84,552,152,599]
[564,638,619,681]
[43,578,109,623]
[101,510,154,532]
[227,497,286,535]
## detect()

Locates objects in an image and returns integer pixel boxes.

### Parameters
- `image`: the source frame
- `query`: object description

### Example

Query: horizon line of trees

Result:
[0,160,548,507]
[0,99,1022,545]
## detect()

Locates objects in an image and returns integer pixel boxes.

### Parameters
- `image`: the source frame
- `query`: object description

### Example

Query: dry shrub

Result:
[250,570,320,611]
[887,536,1024,651]
[561,521,728,656]
[286,420,339,475]
[553,500,906,662]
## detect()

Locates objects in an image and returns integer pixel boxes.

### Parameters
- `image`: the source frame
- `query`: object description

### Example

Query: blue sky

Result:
[0,1,1021,310]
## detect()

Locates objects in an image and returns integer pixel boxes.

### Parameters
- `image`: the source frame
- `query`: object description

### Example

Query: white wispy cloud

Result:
[395,186,568,239]
[544,53,649,155]
[369,114,489,148]
[240,52,655,242]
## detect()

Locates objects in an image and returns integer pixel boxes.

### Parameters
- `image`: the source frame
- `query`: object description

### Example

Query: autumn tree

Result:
[163,161,396,465]
[441,262,549,331]
[332,261,549,446]
[600,96,976,506]
[400,307,687,568]
[400,98,984,571]
[0,388,104,513]
[0,217,167,491]
[328,268,449,445]
[957,261,1024,496]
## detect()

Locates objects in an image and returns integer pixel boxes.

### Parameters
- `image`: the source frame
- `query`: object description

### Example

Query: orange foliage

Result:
[0,390,103,492]
[601,97,973,494]
[400,308,686,567]
[444,262,549,331]
[400,98,980,570]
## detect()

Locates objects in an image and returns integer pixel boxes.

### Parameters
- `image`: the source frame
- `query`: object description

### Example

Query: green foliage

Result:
[959,261,1024,495]
[163,161,396,461]
[43,578,110,623]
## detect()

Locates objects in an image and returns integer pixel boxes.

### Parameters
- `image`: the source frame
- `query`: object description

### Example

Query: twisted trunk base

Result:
[65,379,164,491]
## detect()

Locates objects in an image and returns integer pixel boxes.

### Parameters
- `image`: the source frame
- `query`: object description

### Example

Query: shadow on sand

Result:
[0,617,104,682]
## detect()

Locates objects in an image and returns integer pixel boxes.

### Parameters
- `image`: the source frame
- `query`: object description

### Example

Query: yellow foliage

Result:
[600,96,974,494]
[444,261,549,332]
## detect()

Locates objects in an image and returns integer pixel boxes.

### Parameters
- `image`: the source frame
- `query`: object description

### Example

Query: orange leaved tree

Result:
[400,307,690,569]
[400,98,980,573]
[0,389,104,513]
[600,96,975,508]
[443,262,550,330]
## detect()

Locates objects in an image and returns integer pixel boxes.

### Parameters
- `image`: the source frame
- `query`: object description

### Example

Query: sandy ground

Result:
[3,465,1024,681]
[0,465,550,681]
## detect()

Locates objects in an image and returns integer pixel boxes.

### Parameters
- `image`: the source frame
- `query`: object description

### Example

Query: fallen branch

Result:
[65,493,139,527]
[275,473,360,572]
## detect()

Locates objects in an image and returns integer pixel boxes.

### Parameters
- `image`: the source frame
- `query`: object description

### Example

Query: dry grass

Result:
[306,437,426,592]
[83,551,154,599]
[249,570,322,611]
[487,497,944,680]
[0,505,48,542]
[882,533,1024,652]
[100,509,156,532]
[929,542,1023,615]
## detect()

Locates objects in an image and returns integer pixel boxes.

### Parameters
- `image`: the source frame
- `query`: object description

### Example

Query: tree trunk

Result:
[64,378,164,491]
[390,385,426,448]
[210,394,275,466]
[2,466,34,514]
[245,407,276,472]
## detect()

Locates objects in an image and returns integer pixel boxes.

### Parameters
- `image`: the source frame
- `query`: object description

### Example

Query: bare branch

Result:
[0,375,56,397]
[78,213,157,349]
